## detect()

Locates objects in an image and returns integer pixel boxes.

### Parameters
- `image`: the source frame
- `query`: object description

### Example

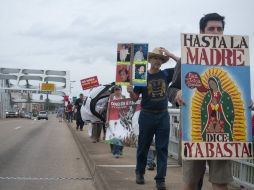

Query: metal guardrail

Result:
[167,108,254,188]
[168,108,181,161]
[232,157,254,189]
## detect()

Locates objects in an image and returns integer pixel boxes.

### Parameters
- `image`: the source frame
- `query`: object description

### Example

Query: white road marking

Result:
[0,176,92,181]
[14,126,22,130]
[97,165,136,168]
[96,164,181,168]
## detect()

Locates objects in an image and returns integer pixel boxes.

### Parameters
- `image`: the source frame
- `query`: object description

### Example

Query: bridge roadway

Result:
[0,116,95,190]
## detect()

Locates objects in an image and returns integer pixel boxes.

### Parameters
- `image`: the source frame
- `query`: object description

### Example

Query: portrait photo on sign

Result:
[134,64,146,80]
[117,43,131,63]
[133,44,148,62]
[116,65,131,83]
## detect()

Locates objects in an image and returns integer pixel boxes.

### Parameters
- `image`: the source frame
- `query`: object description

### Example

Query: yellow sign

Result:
[41,83,56,92]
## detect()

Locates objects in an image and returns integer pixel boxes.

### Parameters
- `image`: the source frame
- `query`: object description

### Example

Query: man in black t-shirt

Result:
[128,47,178,190]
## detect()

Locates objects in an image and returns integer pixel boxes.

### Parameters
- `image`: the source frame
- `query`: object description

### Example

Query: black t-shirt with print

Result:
[134,68,174,111]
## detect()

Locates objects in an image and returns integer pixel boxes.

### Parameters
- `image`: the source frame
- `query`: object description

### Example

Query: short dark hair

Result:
[114,85,122,91]
[199,13,225,32]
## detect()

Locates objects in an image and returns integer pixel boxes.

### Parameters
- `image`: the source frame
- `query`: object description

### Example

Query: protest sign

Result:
[80,76,99,90]
[116,43,148,86]
[106,98,141,147]
[181,33,252,160]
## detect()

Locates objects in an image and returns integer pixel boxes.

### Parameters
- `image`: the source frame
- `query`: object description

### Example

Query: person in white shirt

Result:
[120,45,129,62]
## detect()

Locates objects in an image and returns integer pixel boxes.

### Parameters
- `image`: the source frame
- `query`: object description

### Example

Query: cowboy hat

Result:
[148,48,169,64]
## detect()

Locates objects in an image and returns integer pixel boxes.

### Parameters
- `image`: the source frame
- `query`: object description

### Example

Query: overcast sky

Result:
[0,0,253,99]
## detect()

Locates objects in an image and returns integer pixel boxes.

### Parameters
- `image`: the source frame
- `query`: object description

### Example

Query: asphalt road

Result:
[0,115,96,190]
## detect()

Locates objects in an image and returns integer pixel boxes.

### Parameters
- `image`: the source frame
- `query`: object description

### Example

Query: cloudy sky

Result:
[0,0,253,99]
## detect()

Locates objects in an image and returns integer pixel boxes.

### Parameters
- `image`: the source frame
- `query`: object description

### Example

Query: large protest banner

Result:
[181,33,253,160]
[106,98,141,147]
[116,43,148,86]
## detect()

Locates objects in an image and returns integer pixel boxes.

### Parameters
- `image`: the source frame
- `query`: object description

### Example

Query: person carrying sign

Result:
[127,47,176,190]
[168,13,233,190]
[106,85,126,158]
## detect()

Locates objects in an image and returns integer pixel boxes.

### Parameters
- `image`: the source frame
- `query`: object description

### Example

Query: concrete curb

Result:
[66,122,111,190]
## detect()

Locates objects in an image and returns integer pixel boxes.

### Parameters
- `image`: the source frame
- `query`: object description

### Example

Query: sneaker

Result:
[114,154,120,159]
[147,164,155,171]
[136,174,144,184]
[156,181,166,190]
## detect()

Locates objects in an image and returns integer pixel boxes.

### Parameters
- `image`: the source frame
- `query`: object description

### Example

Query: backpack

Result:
[81,83,115,123]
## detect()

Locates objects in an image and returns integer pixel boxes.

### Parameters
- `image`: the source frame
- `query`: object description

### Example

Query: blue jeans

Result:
[75,112,84,129]
[136,110,169,182]
[67,112,73,122]
[147,149,156,166]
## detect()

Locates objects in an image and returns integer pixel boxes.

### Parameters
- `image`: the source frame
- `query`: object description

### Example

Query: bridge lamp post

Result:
[70,80,76,94]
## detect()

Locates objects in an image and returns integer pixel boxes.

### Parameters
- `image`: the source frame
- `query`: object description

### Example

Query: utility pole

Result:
[43,81,50,111]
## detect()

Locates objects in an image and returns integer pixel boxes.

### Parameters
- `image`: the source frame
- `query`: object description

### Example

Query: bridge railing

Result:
[168,108,181,162]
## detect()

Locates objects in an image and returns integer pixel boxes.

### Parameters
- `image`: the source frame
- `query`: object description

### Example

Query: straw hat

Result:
[148,48,169,64]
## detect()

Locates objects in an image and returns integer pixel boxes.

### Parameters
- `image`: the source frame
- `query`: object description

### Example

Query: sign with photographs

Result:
[116,43,148,86]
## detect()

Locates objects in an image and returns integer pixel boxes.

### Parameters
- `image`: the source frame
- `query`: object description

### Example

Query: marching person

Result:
[127,47,177,190]
[106,85,125,158]
[168,13,233,190]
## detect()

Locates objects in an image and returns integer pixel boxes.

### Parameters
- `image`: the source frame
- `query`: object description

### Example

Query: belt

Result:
[142,108,168,113]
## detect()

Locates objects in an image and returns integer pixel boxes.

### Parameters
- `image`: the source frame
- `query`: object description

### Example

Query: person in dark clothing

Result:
[168,13,233,190]
[127,47,178,190]
[67,101,73,123]
[75,93,85,131]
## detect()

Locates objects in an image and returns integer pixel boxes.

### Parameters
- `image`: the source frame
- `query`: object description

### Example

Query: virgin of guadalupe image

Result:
[200,76,234,141]
[190,68,247,143]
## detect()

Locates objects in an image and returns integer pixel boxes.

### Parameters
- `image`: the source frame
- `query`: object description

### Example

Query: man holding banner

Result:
[127,47,175,190]
[168,13,238,190]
